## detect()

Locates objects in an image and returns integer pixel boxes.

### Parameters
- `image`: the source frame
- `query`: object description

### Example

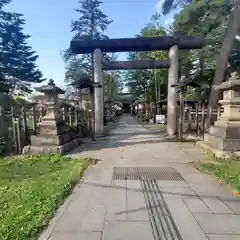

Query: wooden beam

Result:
[102,60,170,70]
[71,36,204,54]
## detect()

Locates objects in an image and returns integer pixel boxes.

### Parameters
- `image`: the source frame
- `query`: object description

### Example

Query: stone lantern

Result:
[200,72,240,157]
[35,79,65,120]
[23,79,82,155]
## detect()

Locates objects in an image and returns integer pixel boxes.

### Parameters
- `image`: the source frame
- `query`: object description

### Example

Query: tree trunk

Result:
[206,4,240,128]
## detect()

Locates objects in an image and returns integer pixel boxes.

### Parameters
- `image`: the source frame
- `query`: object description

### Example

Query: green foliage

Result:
[124,15,168,103]
[64,1,122,100]
[195,155,240,193]
[63,0,112,78]
[104,71,122,101]
[173,0,232,65]
[171,0,240,101]
[0,154,93,240]
[0,93,28,108]
[161,0,192,15]
[0,0,44,94]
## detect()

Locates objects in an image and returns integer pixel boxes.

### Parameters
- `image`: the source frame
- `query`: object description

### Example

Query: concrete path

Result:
[39,115,240,240]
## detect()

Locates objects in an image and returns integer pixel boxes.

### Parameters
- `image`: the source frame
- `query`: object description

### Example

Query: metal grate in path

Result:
[112,167,184,181]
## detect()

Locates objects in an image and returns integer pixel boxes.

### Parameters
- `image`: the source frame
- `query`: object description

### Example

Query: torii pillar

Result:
[167,45,179,136]
[93,48,104,136]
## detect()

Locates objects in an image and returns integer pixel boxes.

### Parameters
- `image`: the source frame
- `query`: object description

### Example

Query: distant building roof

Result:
[118,93,137,104]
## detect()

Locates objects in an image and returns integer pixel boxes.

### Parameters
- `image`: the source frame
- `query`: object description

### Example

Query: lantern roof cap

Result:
[35,79,65,94]
[213,72,240,91]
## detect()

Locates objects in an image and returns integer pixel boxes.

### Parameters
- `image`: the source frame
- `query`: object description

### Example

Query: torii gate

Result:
[70,36,204,136]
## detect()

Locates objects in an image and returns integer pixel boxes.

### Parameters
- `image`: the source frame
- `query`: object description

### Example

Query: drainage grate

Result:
[112,167,184,181]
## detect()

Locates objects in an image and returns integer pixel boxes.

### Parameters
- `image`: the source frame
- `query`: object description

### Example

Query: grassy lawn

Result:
[0,154,94,240]
[194,153,240,194]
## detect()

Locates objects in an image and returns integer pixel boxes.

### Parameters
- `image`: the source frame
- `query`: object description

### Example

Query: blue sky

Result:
[5,0,176,88]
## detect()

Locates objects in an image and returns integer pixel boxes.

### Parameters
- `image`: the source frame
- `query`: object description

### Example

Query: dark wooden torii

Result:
[71,36,204,54]
[102,60,170,70]
[70,36,204,137]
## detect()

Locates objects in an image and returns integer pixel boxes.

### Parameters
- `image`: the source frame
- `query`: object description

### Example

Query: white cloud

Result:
[164,18,174,26]
[155,0,165,12]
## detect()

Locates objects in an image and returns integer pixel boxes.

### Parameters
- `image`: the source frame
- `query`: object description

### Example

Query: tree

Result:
[63,0,112,79]
[104,71,121,101]
[161,0,192,15]
[206,2,240,126]
[124,14,168,104]
[103,53,123,101]
[171,0,240,101]
[162,0,240,126]
[0,1,43,94]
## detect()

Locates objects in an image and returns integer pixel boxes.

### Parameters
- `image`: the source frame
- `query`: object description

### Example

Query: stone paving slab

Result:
[54,203,87,231]
[102,221,154,240]
[224,200,240,214]
[188,182,234,199]
[195,214,240,234]
[105,180,127,221]
[183,198,212,214]
[202,197,234,214]
[161,186,197,199]
[53,185,94,232]
[164,198,208,240]
[49,231,102,240]
[126,180,149,222]
[38,115,240,240]
[80,204,106,232]
[207,234,240,240]
[157,180,189,188]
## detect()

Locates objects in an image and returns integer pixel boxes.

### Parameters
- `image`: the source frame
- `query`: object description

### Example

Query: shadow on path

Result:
[83,181,240,203]
[71,114,197,154]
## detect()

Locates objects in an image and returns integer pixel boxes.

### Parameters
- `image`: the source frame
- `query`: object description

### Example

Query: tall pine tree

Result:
[0,0,44,94]
[64,0,112,82]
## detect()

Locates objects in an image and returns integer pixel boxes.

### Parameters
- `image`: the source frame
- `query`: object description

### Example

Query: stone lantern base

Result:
[197,73,240,158]
[22,79,84,155]
[199,121,240,158]
[23,108,83,155]
[23,122,83,155]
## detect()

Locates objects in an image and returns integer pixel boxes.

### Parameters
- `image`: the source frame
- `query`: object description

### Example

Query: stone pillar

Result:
[167,45,179,136]
[63,104,68,122]
[187,106,193,131]
[93,48,104,136]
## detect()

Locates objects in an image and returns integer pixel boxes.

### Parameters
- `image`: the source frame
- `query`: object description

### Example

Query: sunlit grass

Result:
[0,154,93,240]
[194,153,240,194]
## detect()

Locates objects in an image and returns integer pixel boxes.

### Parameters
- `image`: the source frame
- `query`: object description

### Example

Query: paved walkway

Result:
[39,115,240,240]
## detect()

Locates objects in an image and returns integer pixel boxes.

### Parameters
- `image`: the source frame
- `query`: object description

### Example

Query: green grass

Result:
[0,154,93,240]
[194,153,240,194]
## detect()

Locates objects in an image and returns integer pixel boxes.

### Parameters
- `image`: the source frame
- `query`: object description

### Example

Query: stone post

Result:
[93,48,104,136]
[167,45,179,136]
[187,106,192,131]
[178,86,184,140]
[32,104,37,134]
[63,104,69,122]
[69,106,73,127]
